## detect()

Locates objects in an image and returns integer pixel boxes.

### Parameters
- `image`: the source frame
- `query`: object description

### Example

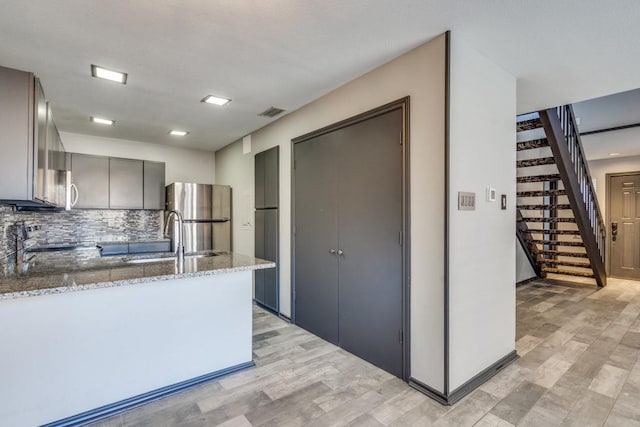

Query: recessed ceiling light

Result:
[609,152,620,156]
[202,95,231,106]
[169,130,189,136]
[91,64,128,84]
[90,116,114,126]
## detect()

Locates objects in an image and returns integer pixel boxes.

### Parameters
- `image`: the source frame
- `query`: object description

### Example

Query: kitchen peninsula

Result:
[0,253,274,427]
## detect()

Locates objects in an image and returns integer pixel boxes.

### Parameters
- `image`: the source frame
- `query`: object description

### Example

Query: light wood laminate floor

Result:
[92,277,640,426]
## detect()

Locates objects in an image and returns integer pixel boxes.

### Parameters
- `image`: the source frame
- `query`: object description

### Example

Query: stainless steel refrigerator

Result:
[165,183,231,253]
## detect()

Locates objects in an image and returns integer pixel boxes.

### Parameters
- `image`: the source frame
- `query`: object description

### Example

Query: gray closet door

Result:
[336,109,403,378]
[294,133,340,345]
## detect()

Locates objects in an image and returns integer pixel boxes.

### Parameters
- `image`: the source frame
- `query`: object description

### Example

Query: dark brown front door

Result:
[610,173,640,280]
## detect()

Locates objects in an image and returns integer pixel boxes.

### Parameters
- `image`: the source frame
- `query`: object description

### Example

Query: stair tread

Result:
[539,250,589,258]
[517,138,550,151]
[520,217,576,223]
[518,204,572,210]
[517,174,562,183]
[541,259,591,268]
[517,118,543,131]
[527,229,581,235]
[529,239,584,247]
[517,157,556,168]
[542,267,594,278]
[518,189,567,197]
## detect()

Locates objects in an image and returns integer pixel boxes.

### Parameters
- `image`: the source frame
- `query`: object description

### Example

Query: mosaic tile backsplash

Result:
[0,205,163,275]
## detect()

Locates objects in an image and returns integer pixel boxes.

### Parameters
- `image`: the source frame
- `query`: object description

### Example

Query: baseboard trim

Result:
[278,313,292,323]
[408,379,449,405]
[42,361,255,427]
[410,350,518,406]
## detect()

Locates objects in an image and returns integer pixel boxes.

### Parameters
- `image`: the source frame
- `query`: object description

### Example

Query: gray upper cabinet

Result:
[71,154,109,209]
[255,151,265,209]
[255,146,279,209]
[0,66,68,208]
[143,161,165,210]
[69,153,165,210]
[109,158,143,209]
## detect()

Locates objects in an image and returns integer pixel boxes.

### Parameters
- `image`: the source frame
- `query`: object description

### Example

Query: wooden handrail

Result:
[539,106,607,287]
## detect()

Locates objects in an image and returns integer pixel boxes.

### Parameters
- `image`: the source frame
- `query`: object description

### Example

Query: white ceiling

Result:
[1,0,639,152]
[574,88,640,160]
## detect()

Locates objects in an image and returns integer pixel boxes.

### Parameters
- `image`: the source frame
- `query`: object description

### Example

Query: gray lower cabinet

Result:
[71,153,110,209]
[109,158,143,209]
[255,209,278,311]
[143,161,165,210]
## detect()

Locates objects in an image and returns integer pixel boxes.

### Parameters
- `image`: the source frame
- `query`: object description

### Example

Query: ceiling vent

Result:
[258,107,285,118]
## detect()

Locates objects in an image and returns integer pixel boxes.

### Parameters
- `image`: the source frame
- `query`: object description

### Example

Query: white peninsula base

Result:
[0,270,253,427]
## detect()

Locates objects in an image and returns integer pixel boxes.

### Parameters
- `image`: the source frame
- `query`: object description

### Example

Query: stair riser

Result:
[517,157,556,168]
[518,190,567,197]
[517,174,561,183]
[517,119,543,131]
[518,205,572,210]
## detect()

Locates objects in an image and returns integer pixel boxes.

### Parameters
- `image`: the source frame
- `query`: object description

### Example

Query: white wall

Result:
[448,36,517,390]
[61,132,216,185]
[216,35,447,391]
[215,141,255,258]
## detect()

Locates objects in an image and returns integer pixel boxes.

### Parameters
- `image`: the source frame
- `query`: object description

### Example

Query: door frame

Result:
[290,97,411,381]
[606,170,640,278]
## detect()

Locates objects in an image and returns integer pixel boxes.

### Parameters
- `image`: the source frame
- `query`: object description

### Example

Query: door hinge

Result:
[293,159,296,170]
[399,231,403,246]
[399,130,403,145]
[399,329,404,344]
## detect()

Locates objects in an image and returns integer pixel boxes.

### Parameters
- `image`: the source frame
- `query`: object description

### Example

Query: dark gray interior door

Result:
[610,174,640,280]
[336,109,403,378]
[294,133,340,345]
[293,106,404,377]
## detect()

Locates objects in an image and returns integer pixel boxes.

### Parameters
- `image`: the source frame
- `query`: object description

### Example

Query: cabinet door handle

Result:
[337,249,344,256]
[329,249,336,254]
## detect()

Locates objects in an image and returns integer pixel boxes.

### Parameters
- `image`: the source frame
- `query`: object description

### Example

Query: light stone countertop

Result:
[0,252,275,301]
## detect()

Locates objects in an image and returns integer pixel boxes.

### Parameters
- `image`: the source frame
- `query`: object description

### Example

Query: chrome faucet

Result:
[164,209,185,273]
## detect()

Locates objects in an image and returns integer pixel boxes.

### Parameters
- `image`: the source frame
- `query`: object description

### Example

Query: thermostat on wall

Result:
[486,188,497,202]
[458,192,476,211]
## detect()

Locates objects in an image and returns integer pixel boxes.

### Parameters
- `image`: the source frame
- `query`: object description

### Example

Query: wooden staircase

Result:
[516,106,607,287]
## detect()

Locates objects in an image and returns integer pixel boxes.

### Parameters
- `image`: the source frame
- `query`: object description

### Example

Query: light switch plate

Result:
[458,192,476,211]
[487,188,497,202]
